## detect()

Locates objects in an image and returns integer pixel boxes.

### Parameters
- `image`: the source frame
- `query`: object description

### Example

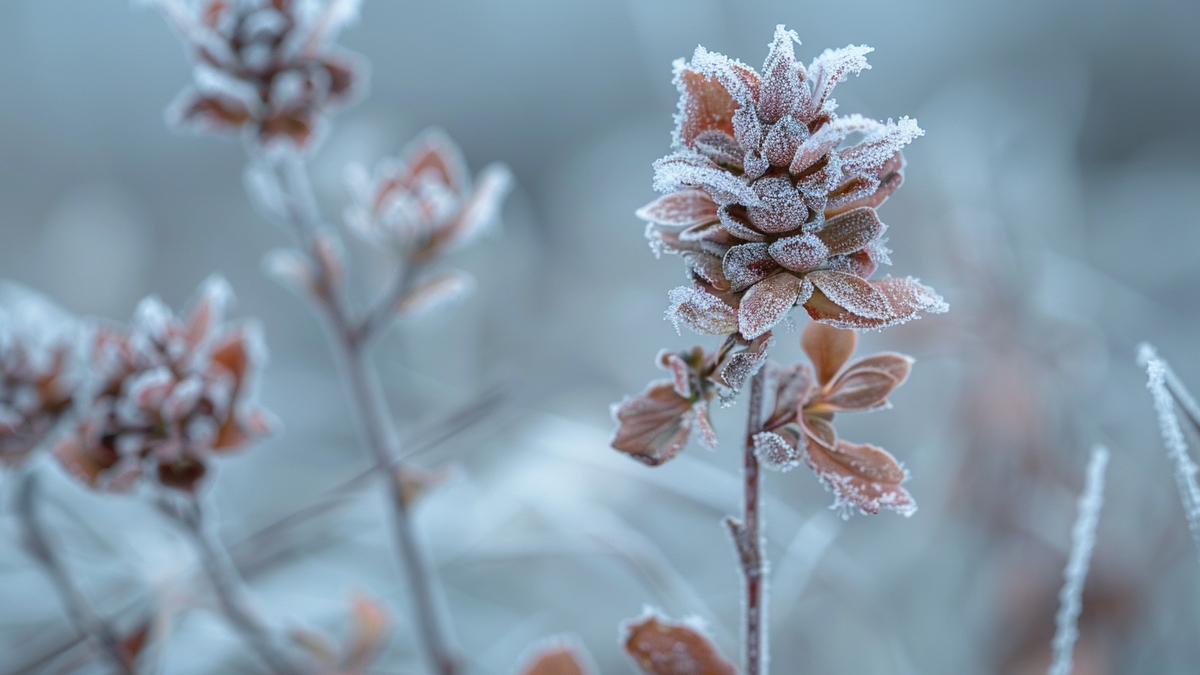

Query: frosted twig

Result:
[1138,344,1200,555]
[264,151,461,675]
[165,493,311,675]
[724,361,770,675]
[1047,444,1109,675]
[15,468,136,675]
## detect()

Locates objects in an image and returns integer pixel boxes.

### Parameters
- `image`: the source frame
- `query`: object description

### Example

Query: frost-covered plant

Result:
[54,277,272,492]
[0,297,77,467]
[611,26,945,675]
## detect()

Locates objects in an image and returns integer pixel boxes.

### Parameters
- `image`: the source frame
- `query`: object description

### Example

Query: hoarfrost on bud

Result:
[754,431,801,471]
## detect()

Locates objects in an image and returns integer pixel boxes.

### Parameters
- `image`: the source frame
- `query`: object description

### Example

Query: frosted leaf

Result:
[671,60,740,149]
[768,232,828,273]
[732,106,763,155]
[722,243,775,292]
[682,252,729,291]
[692,131,743,168]
[665,287,738,335]
[802,437,915,517]
[436,162,513,253]
[738,273,802,339]
[610,381,695,466]
[396,271,475,320]
[656,349,693,398]
[807,44,874,116]
[694,403,718,450]
[621,611,737,675]
[840,353,912,386]
[817,207,885,256]
[821,367,899,412]
[790,114,880,174]
[807,270,891,319]
[717,206,766,242]
[840,117,923,174]
[800,320,857,385]
[263,248,319,297]
[745,176,807,234]
[636,189,720,227]
[828,152,903,217]
[687,45,760,107]
[677,221,727,243]
[758,25,803,123]
[754,430,802,471]
[763,115,808,168]
[764,362,814,428]
[714,335,772,393]
[653,152,759,206]
[802,415,838,449]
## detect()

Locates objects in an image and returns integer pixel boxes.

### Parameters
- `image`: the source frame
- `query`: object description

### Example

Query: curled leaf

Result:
[610,382,694,466]
[621,612,737,675]
[803,437,915,517]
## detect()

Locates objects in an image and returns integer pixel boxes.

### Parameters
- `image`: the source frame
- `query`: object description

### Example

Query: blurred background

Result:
[2,0,1200,673]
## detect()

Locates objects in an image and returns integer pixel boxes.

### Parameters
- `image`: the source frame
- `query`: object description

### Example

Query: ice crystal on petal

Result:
[722,243,776,292]
[666,287,739,335]
[817,207,885,256]
[754,430,802,471]
[807,44,874,116]
[653,153,759,206]
[768,232,828,272]
[807,270,891,319]
[758,25,803,124]
[840,117,924,174]
[620,611,737,675]
[637,190,720,227]
[395,272,475,321]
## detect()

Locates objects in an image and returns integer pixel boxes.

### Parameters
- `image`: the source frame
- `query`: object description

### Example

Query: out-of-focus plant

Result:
[610,26,946,675]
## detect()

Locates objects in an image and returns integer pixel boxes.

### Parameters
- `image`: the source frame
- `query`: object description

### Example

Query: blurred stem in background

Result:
[16,468,137,675]
[258,151,461,675]
[161,491,312,675]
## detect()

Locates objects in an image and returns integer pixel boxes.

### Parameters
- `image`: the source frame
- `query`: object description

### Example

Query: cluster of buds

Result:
[642,25,945,339]
[0,296,77,467]
[55,277,273,492]
[154,0,364,150]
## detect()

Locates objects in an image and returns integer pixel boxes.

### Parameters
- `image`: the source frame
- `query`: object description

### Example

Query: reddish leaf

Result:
[738,273,805,340]
[819,367,899,412]
[803,436,915,516]
[260,112,314,147]
[622,613,737,675]
[805,277,946,330]
[801,414,838,449]
[637,190,720,227]
[763,361,813,429]
[807,270,891,320]
[666,287,738,335]
[753,429,802,471]
[177,93,251,131]
[610,382,694,466]
[817,207,885,256]
[800,320,857,386]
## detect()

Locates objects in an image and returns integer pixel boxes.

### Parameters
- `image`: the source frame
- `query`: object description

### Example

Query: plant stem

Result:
[726,366,769,675]
[271,153,460,675]
[171,494,309,675]
[15,468,136,675]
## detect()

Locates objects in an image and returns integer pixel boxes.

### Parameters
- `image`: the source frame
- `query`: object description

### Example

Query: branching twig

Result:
[267,151,460,675]
[1047,445,1109,675]
[15,468,136,675]
[165,493,310,675]
[724,365,769,675]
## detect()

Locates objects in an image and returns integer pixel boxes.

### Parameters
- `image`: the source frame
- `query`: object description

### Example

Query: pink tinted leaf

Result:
[168,90,252,134]
[800,320,857,385]
[393,127,471,197]
[764,361,813,428]
[713,334,772,394]
[738,273,804,340]
[694,403,718,450]
[844,352,912,384]
[722,242,776,292]
[803,437,915,517]
[745,176,807,234]
[768,232,828,273]
[789,114,881,174]
[666,287,739,335]
[801,414,838,449]
[826,152,903,216]
[717,206,766,242]
[652,153,759,206]
[806,277,947,330]
[636,190,720,227]
[692,130,744,168]
[621,612,737,675]
[820,367,899,412]
[656,349,693,398]
[807,45,874,116]
[817,207,885,256]
[839,117,923,174]
[687,45,761,107]
[396,272,475,320]
[610,382,694,466]
[807,270,891,319]
[672,63,740,148]
[758,25,803,123]
[762,116,808,168]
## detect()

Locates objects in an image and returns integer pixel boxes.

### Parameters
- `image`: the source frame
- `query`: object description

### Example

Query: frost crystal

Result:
[1139,344,1200,555]
[1048,445,1109,675]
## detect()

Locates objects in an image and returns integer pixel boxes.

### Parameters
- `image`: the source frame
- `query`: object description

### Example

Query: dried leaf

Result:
[637,190,720,227]
[803,437,915,517]
[800,321,857,385]
[610,382,694,466]
[622,613,737,675]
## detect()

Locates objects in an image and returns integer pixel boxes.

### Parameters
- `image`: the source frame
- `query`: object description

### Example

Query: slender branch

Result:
[1047,445,1109,675]
[167,493,310,675]
[267,152,461,675]
[725,365,769,675]
[16,468,136,675]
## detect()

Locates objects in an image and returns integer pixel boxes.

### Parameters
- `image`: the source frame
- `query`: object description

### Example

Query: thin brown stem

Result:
[725,365,769,675]
[268,152,460,675]
[169,493,310,675]
[16,468,136,675]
